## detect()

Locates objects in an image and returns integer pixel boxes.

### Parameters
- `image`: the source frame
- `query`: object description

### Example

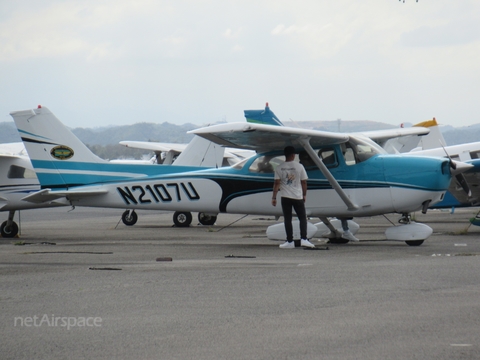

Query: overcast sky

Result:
[1,0,479,129]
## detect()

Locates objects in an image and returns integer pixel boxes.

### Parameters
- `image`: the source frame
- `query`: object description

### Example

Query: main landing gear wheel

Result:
[405,240,424,246]
[121,210,138,226]
[1,221,19,238]
[198,213,217,226]
[173,211,192,227]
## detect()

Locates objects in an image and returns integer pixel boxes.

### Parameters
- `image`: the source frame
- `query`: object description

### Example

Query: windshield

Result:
[345,136,385,163]
[349,135,387,155]
[232,157,250,170]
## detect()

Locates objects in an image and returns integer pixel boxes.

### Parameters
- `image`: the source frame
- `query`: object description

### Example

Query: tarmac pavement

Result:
[1,207,480,359]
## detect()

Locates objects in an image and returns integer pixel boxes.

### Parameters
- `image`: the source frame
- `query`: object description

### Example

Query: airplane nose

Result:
[448,160,473,197]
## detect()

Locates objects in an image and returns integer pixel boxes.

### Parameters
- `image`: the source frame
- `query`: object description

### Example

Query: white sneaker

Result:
[279,241,295,249]
[342,230,359,242]
[301,239,315,248]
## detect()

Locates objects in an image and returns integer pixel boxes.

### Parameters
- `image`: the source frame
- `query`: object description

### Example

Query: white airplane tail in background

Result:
[382,118,445,154]
[411,118,447,151]
[173,135,225,168]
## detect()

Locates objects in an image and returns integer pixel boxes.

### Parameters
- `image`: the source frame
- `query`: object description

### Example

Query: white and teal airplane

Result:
[10,105,466,245]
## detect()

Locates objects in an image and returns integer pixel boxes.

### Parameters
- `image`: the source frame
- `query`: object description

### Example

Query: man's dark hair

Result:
[284,146,296,157]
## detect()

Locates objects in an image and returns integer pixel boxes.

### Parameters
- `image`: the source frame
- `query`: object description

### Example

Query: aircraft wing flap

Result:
[22,188,109,204]
[358,127,430,146]
[190,122,349,151]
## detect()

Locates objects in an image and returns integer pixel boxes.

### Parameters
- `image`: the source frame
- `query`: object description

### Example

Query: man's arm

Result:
[301,179,307,202]
[271,179,281,206]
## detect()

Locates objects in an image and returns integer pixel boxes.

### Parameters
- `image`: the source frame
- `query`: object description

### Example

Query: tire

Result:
[1,221,19,238]
[173,211,192,227]
[121,210,138,226]
[198,213,217,226]
[405,240,424,246]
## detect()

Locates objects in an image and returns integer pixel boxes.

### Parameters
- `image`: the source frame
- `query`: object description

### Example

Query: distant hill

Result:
[0,122,21,143]
[0,121,196,146]
[1,119,479,148]
[70,122,197,146]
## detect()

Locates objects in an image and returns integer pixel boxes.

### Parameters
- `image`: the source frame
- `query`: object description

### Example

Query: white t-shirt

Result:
[274,160,308,200]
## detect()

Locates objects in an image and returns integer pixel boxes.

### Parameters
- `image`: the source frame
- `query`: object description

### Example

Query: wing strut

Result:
[298,137,359,211]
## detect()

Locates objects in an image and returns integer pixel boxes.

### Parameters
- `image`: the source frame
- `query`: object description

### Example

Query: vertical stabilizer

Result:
[414,118,447,150]
[383,118,445,154]
[244,103,284,126]
[173,135,225,168]
[10,106,107,188]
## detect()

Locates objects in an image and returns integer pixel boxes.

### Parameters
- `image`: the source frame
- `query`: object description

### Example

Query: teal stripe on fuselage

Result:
[31,160,210,188]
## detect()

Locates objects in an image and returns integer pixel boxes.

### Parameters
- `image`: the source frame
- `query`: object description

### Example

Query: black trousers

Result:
[281,197,307,241]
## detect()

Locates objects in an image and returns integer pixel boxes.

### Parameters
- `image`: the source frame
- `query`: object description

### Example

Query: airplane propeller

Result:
[442,144,473,197]
[449,160,472,197]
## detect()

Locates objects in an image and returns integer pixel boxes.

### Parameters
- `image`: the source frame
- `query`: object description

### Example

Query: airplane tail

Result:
[10,106,107,189]
[382,118,444,154]
[173,135,225,168]
[413,118,447,150]
[244,103,284,126]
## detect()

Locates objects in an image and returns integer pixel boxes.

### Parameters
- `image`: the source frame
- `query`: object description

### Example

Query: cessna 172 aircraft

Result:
[1,104,429,238]
[10,105,469,246]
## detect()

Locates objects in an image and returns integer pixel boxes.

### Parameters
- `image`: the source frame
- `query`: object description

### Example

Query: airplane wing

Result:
[0,153,23,160]
[0,142,27,156]
[21,188,109,204]
[119,141,187,153]
[189,122,349,152]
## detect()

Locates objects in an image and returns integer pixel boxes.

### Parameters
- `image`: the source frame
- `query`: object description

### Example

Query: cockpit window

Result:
[8,165,37,179]
[319,148,337,166]
[248,155,285,173]
[299,148,338,169]
[341,144,357,166]
[470,151,480,159]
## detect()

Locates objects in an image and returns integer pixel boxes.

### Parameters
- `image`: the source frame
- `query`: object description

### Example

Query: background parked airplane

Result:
[0,143,67,237]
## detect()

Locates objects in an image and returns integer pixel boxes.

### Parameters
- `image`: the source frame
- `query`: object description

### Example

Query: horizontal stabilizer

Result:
[22,188,108,204]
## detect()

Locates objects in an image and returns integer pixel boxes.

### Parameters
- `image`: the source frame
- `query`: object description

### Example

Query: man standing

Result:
[272,146,315,249]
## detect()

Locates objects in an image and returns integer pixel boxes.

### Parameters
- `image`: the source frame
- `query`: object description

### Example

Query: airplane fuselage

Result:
[36,146,451,218]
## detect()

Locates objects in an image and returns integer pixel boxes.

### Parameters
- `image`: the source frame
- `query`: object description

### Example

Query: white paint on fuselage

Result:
[60,175,446,219]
